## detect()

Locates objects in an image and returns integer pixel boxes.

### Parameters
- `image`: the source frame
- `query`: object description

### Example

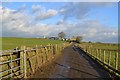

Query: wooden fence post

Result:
[52,45,55,58]
[50,44,52,55]
[103,50,106,63]
[20,46,24,77]
[115,51,118,70]
[100,49,101,61]
[95,49,97,58]
[35,45,39,68]
[88,46,90,54]
[45,47,48,61]
[23,46,27,78]
[10,53,13,77]
[48,44,50,60]
[90,47,92,55]
[108,51,111,66]
[89,46,91,54]
[90,47,92,56]
[86,47,88,53]
[17,48,21,75]
[55,44,57,54]
[96,49,98,59]
[98,49,99,59]
[93,48,95,57]
[41,45,44,64]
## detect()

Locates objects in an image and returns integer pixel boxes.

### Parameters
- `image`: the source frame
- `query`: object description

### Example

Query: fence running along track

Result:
[0,44,67,79]
[78,44,120,77]
[0,43,120,79]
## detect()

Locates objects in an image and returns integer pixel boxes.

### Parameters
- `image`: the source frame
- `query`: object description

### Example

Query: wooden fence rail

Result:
[78,44,120,76]
[0,43,68,79]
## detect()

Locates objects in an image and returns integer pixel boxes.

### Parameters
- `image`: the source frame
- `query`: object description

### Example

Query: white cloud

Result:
[36,9,58,20]
[2,7,57,37]
[2,3,118,43]
[54,20,118,43]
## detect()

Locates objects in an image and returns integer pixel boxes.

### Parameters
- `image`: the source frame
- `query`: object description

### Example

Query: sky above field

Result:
[0,2,118,43]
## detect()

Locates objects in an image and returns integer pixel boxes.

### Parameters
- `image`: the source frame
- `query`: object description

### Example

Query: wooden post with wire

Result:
[103,50,106,63]
[23,46,27,78]
[99,49,101,60]
[108,50,111,66]
[115,51,118,70]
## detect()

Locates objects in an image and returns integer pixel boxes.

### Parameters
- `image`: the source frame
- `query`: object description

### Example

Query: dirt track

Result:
[31,44,111,78]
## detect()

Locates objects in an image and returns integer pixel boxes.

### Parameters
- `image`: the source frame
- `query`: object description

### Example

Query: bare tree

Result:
[58,32,65,39]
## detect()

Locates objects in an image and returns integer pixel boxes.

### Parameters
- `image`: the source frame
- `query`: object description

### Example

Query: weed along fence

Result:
[78,44,120,76]
[0,44,67,79]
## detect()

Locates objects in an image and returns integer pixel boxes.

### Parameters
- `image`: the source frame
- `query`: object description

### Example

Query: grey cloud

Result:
[56,20,69,25]
[31,4,58,20]
[59,2,90,20]
[35,9,58,20]
[59,2,114,20]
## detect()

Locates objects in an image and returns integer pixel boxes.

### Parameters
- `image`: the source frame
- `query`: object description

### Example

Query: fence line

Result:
[0,43,68,79]
[78,44,120,76]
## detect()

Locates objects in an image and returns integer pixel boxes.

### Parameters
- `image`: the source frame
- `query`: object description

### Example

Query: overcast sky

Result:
[0,2,118,43]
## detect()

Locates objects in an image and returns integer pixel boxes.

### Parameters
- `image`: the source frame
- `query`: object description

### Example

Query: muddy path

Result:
[30,44,111,79]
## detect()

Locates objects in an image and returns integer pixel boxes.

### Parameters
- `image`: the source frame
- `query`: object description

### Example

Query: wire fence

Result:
[78,44,120,76]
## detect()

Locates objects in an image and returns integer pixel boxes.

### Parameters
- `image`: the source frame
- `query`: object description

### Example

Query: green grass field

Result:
[1,37,66,50]
[81,42,118,50]
[1,37,65,78]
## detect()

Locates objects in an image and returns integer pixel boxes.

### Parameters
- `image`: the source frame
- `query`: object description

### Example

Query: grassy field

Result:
[81,42,118,50]
[1,37,66,50]
[1,37,65,78]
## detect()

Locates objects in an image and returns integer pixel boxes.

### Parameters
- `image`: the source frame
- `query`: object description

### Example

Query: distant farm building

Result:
[48,37,59,40]
[69,37,76,42]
